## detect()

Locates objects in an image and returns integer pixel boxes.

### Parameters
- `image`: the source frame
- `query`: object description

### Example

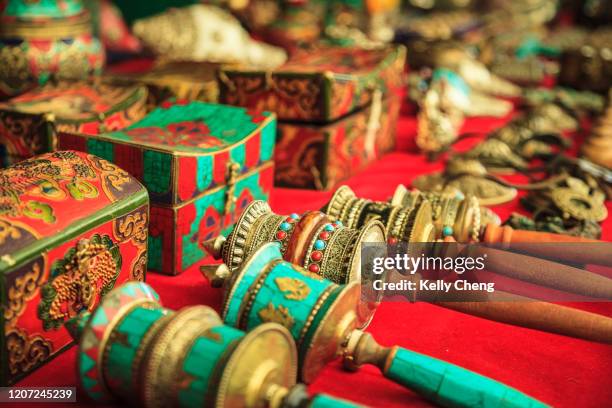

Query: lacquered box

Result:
[274,94,400,190]
[105,60,223,108]
[58,101,276,275]
[219,45,406,122]
[0,81,148,167]
[0,150,149,385]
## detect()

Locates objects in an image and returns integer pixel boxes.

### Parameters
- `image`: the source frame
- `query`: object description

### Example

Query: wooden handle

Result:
[482,225,612,266]
[469,245,612,299]
[437,292,612,344]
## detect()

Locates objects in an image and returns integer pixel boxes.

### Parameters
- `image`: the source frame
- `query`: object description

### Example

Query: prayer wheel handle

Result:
[343,330,549,408]
[482,224,612,267]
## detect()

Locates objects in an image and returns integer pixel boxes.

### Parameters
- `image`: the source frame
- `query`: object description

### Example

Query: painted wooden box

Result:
[0,0,105,99]
[58,101,276,275]
[275,94,400,190]
[0,81,148,167]
[218,45,406,123]
[0,150,149,385]
[105,60,224,109]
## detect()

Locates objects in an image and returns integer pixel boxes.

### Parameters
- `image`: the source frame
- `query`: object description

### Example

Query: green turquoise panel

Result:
[181,190,225,270]
[105,306,167,397]
[5,0,84,18]
[178,325,245,408]
[387,348,548,408]
[229,143,246,171]
[180,170,269,271]
[147,234,163,271]
[86,139,114,162]
[196,155,214,191]
[260,117,276,162]
[143,150,172,194]
[100,102,266,154]
[246,261,333,339]
[224,243,283,326]
[310,394,362,408]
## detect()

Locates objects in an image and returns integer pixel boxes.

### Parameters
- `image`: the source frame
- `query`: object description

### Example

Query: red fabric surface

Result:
[17,100,612,408]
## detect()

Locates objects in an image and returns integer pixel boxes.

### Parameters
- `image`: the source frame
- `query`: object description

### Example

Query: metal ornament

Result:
[67,281,359,408]
[582,90,612,169]
[213,243,548,408]
[411,158,518,206]
[203,200,386,325]
[325,185,436,244]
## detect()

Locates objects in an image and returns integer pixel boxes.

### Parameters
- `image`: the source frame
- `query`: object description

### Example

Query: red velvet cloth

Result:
[17,98,612,408]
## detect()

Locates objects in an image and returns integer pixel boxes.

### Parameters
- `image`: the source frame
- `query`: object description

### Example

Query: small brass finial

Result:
[200,263,231,287]
[202,235,226,259]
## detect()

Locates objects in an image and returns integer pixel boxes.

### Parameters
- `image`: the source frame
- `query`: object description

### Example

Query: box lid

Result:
[58,101,277,205]
[0,81,146,124]
[219,45,406,122]
[0,150,148,273]
[1,0,85,21]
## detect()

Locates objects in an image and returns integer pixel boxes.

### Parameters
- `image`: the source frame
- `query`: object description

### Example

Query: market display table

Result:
[18,103,612,408]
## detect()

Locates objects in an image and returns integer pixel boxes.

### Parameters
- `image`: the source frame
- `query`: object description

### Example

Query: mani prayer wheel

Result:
[203,200,387,325]
[66,282,360,408]
[324,185,612,343]
[208,242,549,408]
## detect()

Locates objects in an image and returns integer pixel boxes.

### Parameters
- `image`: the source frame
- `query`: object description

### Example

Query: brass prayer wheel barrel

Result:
[213,242,549,408]
[325,185,482,243]
[204,200,386,325]
[67,282,360,408]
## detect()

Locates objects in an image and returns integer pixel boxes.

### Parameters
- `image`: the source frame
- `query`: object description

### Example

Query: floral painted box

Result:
[0,150,148,385]
[218,45,406,123]
[274,94,400,190]
[0,81,148,167]
[58,101,276,275]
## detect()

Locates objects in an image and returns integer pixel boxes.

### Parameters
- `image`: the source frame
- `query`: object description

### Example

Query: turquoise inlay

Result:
[324,224,335,232]
[101,102,262,153]
[290,213,299,219]
[432,68,470,96]
[310,394,361,408]
[6,0,83,18]
[147,234,163,272]
[86,139,114,162]
[181,191,224,271]
[246,261,333,339]
[280,222,291,231]
[178,325,245,408]
[516,37,542,59]
[143,150,172,194]
[196,155,214,191]
[260,118,277,162]
[314,240,326,250]
[230,143,246,171]
[333,220,342,227]
[181,171,269,271]
[442,226,453,237]
[105,307,166,397]
[387,348,549,408]
[224,243,283,326]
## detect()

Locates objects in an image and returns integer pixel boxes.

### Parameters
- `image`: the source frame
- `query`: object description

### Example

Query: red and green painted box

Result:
[0,81,148,167]
[58,101,276,275]
[218,45,406,122]
[275,94,400,190]
[0,150,149,385]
